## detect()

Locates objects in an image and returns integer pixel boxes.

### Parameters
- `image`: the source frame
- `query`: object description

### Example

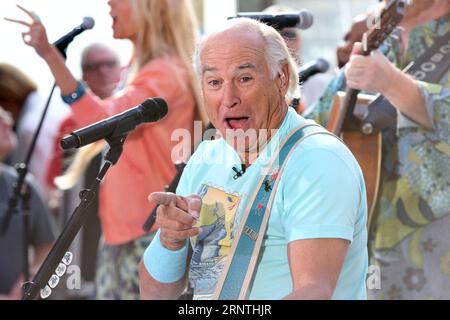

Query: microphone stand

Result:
[2,39,74,237]
[1,83,58,290]
[2,41,75,293]
[22,134,128,300]
[1,83,57,236]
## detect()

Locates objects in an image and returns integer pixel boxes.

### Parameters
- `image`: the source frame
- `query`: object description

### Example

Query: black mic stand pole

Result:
[1,36,75,233]
[1,80,56,236]
[2,42,73,281]
[1,83,57,285]
[22,134,128,300]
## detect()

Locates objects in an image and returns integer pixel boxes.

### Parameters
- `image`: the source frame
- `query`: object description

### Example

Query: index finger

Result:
[16,4,35,20]
[4,17,31,27]
[149,192,177,206]
[149,192,187,210]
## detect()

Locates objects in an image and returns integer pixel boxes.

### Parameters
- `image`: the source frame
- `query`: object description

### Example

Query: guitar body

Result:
[327,92,382,229]
[341,131,381,230]
[325,0,405,231]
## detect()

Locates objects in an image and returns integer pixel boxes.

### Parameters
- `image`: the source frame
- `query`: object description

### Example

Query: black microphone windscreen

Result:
[298,58,330,84]
[140,98,168,122]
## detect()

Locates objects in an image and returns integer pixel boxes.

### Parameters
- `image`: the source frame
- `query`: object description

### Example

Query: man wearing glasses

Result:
[80,43,123,99]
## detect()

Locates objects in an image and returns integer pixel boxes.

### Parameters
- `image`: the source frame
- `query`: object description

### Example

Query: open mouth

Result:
[225,117,250,130]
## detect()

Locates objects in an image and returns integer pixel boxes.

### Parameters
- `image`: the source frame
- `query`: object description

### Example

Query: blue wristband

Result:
[61,81,86,104]
[143,230,188,283]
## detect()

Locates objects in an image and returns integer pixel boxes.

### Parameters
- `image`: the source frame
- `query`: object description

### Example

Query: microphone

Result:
[230,10,313,31]
[54,17,95,54]
[298,58,329,84]
[232,164,247,180]
[61,98,168,150]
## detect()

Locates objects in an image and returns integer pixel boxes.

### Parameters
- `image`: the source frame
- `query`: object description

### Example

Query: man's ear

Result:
[277,62,290,93]
[279,73,286,87]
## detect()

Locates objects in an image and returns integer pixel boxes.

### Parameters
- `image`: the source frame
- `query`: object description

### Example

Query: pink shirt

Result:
[71,55,195,245]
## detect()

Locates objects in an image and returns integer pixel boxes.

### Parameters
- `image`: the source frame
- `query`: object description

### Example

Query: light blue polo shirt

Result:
[177,108,368,299]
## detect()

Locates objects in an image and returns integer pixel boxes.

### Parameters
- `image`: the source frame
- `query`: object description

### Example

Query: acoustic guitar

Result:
[327,0,406,230]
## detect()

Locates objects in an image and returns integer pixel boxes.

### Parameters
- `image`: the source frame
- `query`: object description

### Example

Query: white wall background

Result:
[203,0,237,34]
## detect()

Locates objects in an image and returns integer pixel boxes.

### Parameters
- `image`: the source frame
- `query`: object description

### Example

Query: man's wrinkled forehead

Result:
[201,29,265,74]
[202,62,257,75]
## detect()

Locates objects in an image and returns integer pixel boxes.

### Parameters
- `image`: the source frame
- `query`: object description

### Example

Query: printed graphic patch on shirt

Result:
[189,184,241,299]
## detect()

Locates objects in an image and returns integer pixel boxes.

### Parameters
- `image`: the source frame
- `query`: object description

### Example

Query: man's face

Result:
[279,27,301,62]
[82,47,121,99]
[200,28,287,153]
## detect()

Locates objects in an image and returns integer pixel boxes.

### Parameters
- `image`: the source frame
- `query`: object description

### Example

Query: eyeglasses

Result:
[82,60,118,72]
[280,30,298,40]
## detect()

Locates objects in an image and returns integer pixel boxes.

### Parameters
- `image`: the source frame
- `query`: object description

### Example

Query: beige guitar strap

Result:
[213,122,338,300]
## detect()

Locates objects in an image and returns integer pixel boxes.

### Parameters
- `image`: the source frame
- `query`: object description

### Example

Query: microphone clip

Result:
[232,164,246,180]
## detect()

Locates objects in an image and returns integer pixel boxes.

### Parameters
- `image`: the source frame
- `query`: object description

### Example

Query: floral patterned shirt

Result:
[304,13,450,299]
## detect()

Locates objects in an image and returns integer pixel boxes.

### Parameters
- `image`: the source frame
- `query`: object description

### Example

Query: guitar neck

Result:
[333,0,406,135]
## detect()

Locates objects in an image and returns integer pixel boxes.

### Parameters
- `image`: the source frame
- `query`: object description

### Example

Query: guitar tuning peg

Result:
[40,285,52,299]
[62,251,73,265]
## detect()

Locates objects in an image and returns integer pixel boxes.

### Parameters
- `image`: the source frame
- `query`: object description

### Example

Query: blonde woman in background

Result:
[7,0,207,299]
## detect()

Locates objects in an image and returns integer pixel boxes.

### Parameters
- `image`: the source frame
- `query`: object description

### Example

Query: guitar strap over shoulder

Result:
[362,27,450,133]
[213,122,338,300]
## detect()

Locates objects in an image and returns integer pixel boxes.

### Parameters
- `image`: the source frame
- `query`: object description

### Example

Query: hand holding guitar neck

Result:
[333,0,407,135]
[326,0,406,229]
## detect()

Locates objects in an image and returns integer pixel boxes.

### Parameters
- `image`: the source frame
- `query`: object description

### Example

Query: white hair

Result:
[193,18,300,99]
[81,43,119,69]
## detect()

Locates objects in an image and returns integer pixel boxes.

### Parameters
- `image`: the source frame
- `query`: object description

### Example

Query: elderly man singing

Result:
[139,18,368,300]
